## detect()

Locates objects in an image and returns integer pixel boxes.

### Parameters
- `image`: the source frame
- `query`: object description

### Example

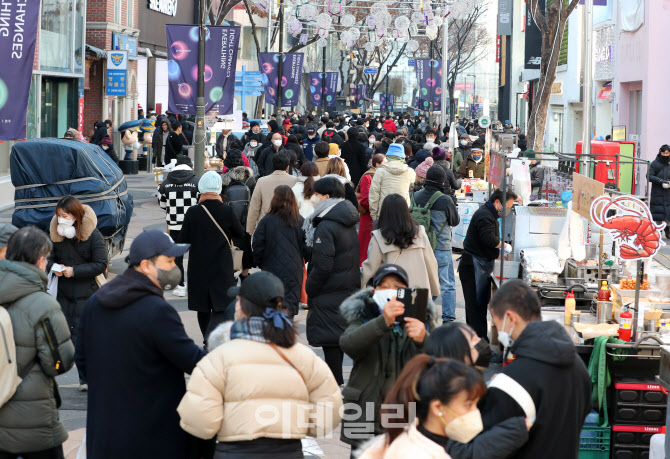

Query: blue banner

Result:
[380,93,394,112]
[259,52,304,107]
[0,0,39,140]
[166,25,241,115]
[352,84,367,108]
[309,72,338,107]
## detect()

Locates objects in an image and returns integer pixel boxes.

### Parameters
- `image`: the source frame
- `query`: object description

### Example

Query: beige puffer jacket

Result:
[368,159,416,221]
[177,328,343,442]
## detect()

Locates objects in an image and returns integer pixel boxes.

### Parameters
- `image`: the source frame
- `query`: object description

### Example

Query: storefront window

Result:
[41,77,77,138]
[74,0,84,74]
[40,0,74,73]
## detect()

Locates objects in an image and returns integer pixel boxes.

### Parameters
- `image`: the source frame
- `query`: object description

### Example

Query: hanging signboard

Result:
[573,173,604,222]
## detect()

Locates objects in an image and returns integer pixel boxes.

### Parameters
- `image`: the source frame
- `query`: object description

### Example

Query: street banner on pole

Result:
[0,0,39,140]
[166,25,240,115]
[498,0,513,36]
[353,84,367,108]
[415,59,442,111]
[259,53,304,107]
[524,0,544,69]
[380,94,394,112]
[309,72,338,107]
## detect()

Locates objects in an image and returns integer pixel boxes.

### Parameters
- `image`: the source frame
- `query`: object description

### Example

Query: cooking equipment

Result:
[537,283,594,310]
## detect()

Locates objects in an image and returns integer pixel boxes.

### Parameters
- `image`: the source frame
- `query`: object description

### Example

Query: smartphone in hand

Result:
[396,287,429,323]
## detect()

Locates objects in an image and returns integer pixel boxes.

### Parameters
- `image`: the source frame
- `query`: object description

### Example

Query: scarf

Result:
[303,197,344,247]
[198,192,223,203]
[229,317,270,343]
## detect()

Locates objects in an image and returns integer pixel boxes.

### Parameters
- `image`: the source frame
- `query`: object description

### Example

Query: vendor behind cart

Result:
[459,189,517,338]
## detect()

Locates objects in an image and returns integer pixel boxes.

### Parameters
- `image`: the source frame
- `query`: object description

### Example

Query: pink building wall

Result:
[614,0,670,171]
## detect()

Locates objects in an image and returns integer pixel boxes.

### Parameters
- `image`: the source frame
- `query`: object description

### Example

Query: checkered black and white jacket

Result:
[159,165,200,231]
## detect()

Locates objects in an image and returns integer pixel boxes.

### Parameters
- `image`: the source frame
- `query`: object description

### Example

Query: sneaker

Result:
[173,285,186,297]
[78,383,88,392]
[300,302,309,310]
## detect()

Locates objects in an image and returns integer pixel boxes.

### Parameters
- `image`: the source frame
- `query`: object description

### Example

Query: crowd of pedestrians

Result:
[0,112,594,459]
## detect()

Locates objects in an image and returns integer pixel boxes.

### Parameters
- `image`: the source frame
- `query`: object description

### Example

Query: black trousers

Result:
[0,446,65,459]
[459,252,494,339]
[169,229,185,286]
[323,345,344,385]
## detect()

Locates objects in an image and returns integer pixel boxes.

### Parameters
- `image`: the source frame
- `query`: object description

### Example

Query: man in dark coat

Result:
[461,189,517,338]
[240,121,262,145]
[256,132,285,177]
[321,122,344,145]
[75,230,206,459]
[480,280,591,459]
[649,145,670,239]
[152,119,172,166]
[526,151,545,198]
[302,124,320,161]
[165,121,187,166]
[305,178,360,386]
[215,129,239,159]
[340,127,368,186]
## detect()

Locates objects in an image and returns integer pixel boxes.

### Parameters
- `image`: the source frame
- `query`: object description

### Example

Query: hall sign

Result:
[148,0,178,16]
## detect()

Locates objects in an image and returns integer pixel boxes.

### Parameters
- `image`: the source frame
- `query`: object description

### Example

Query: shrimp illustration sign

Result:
[590,196,666,260]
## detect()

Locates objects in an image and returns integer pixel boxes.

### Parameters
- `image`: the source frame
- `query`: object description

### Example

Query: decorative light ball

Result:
[341,14,356,27]
[317,37,328,48]
[433,15,443,27]
[426,24,438,39]
[395,15,410,30]
[397,31,409,43]
[409,23,419,36]
[299,4,317,19]
[412,0,422,10]
[411,11,424,23]
[350,27,361,40]
[370,3,387,16]
[341,30,353,46]
[366,15,378,29]
[316,13,332,29]
[406,39,419,52]
[378,11,392,27]
[288,19,303,36]
[364,41,376,52]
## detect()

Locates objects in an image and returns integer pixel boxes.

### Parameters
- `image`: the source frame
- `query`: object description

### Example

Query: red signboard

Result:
[488,151,505,188]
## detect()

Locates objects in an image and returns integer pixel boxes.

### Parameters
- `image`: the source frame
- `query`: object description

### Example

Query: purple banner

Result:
[0,0,39,140]
[352,84,367,108]
[380,94,395,112]
[259,53,304,107]
[166,25,240,115]
[415,59,442,111]
[579,0,607,5]
[309,72,338,107]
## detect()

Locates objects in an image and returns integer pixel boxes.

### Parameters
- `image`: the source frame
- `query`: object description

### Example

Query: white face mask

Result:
[102,145,109,150]
[460,140,468,146]
[250,141,258,148]
[369,138,375,144]
[497,314,514,349]
[58,217,75,226]
[273,139,282,147]
[372,288,397,312]
[426,137,435,143]
[308,135,315,139]
[57,218,76,239]
[442,408,484,444]
[337,150,342,156]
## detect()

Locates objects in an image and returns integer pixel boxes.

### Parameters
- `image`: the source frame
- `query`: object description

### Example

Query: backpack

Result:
[410,191,448,250]
[0,307,21,408]
[224,178,251,224]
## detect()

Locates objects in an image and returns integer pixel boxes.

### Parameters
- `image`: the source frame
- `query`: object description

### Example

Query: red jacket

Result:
[382,119,397,133]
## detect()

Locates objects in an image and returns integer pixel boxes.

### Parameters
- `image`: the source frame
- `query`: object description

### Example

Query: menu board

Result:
[573,172,604,222]
[488,151,505,188]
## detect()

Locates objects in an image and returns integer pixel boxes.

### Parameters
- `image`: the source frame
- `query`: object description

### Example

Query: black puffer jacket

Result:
[340,139,368,186]
[649,153,670,222]
[159,166,200,231]
[306,200,360,347]
[48,205,107,341]
[463,201,500,260]
[252,213,307,316]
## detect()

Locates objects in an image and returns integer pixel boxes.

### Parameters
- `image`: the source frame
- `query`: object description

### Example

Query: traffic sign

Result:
[408,59,415,67]
[364,67,378,75]
[478,115,491,128]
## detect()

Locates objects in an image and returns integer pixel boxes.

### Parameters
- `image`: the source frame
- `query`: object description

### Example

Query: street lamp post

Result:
[276,0,284,127]
[194,0,206,176]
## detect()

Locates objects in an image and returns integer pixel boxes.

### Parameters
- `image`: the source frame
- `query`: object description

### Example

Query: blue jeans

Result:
[434,249,456,323]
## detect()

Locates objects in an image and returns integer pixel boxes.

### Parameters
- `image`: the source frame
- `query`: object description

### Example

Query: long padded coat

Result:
[649,153,670,223]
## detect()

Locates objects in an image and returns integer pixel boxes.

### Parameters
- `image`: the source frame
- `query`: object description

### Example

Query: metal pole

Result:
[194,0,206,176]
[581,0,594,176]
[276,0,284,127]
[385,65,390,117]
[440,14,448,130]
[321,47,326,114]
[429,43,434,127]
[499,161,508,286]
[264,0,274,120]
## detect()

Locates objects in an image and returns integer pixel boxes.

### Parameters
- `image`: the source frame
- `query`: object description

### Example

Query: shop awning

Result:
[598,82,612,100]
[85,44,107,59]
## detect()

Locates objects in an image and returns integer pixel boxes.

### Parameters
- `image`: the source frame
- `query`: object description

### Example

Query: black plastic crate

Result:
[613,403,666,426]
[615,380,668,406]
[612,425,664,447]
[611,444,649,459]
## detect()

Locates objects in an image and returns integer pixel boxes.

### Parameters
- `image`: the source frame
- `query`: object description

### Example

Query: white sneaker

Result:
[173,285,186,297]
[78,383,88,392]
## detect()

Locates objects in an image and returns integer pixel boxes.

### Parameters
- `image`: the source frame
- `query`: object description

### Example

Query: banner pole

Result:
[321,48,326,114]
[276,0,284,126]
[194,0,206,176]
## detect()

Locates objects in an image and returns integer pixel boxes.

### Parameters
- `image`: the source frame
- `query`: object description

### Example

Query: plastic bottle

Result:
[598,281,611,302]
[564,290,576,325]
[618,308,633,342]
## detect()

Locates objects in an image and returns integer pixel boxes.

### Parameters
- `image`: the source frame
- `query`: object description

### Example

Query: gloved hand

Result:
[504,243,512,254]
[663,181,670,189]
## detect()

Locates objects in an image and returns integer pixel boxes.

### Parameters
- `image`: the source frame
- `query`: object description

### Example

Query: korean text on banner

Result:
[0,0,39,140]
[166,25,241,115]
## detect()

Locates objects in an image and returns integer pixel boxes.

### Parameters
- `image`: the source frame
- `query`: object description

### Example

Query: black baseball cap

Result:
[228,271,285,308]
[125,230,190,266]
[306,124,316,134]
[371,264,410,287]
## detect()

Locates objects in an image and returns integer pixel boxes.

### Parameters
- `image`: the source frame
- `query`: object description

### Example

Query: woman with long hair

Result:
[357,153,386,266]
[49,195,107,391]
[358,356,486,458]
[361,193,439,296]
[324,157,358,209]
[252,186,307,316]
[304,177,359,386]
[293,161,320,218]
[178,271,342,459]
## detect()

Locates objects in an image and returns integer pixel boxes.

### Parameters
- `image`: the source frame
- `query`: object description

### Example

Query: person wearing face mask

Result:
[256,132,286,177]
[176,171,246,339]
[649,144,670,240]
[75,230,207,459]
[424,128,438,150]
[240,120,261,146]
[243,133,264,169]
[457,140,486,180]
[47,196,107,391]
[453,134,470,172]
[459,189,517,339]
[302,124,321,161]
[357,356,485,459]
[100,136,119,164]
[339,264,437,451]
[481,281,591,459]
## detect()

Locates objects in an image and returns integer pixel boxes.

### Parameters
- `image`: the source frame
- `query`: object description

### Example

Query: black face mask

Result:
[474,339,493,368]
